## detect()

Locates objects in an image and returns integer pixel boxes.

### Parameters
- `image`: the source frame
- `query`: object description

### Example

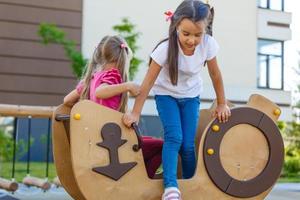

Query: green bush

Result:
[283,157,300,177]
[0,129,32,162]
[282,146,300,177]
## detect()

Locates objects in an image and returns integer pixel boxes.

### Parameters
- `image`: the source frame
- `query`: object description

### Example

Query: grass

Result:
[278,176,300,183]
[0,162,57,182]
[0,161,299,184]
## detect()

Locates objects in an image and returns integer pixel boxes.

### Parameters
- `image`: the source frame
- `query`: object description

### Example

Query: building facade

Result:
[0,0,292,120]
[0,0,82,106]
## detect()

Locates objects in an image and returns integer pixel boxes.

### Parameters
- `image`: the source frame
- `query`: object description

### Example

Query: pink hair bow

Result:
[164,11,174,21]
[120,43,127,49]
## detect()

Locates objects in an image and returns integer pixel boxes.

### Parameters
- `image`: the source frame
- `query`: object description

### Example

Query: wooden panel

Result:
[66,100,273,200]
[0,91,65,106]
[0,39,78,60]
[0,57,76,78]
[220,124,269,181]
[0,21,81,42]
[0,74,77,95]
[0,0,82,11]
[52,105,87,200]
[0,4,82,28]
[0,104,54,118]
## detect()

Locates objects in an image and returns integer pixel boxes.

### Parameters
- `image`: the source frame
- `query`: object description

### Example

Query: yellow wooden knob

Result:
[212,125,220,132]
[207,148,214,155]
[74,113,81,120]
[273,109,281,116]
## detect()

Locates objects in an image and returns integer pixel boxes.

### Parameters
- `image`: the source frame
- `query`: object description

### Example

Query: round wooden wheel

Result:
[203,107,284,198]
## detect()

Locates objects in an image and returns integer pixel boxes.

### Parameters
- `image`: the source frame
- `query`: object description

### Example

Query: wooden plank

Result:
[0,56,76,78]
[0,21,81,42]
[0,4,82,28]
[0,104,54,118]
[0,74,77,95]
[0,39,79,60]
[0,91,65,106]
[0,0,82,11]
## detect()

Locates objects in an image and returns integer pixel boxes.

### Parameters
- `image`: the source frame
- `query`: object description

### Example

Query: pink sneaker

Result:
[162,187,182,200]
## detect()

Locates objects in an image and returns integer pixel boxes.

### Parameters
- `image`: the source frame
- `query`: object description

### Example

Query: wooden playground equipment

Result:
[52,94,284,200]
[0,104,59,192]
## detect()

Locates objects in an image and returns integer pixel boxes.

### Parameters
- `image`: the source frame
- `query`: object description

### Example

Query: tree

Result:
[113,18,143,80]
[280,53,300,177]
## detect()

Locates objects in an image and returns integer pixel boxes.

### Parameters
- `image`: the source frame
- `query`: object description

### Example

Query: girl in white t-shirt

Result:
[123,1,231,199]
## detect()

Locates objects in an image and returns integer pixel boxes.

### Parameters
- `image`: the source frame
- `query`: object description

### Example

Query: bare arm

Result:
[63,89,80,107]
[122,60,161,126]
[95,82,139,99]
[132,61,161,114]
[207,57,226,105]
[207,57,231,122]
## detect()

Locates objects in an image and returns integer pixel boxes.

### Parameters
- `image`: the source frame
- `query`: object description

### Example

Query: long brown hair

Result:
[150,0,212,85]
[80,35,131,113]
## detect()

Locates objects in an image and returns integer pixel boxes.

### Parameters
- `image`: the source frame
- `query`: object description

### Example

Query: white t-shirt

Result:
[150,34,219,98]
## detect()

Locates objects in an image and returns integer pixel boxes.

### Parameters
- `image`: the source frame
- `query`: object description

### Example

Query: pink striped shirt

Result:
[76,68,122,110]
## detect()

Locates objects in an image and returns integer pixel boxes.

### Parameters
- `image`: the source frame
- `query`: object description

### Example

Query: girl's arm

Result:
[207,57,231,122]
[95,82,140,99]
[122,60,161,127]
[63,89,80,107]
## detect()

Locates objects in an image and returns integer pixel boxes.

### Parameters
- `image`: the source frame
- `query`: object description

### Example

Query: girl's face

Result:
[176,18,206,55]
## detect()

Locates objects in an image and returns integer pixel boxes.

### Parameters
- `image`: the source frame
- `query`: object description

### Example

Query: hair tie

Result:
[164,11,174,21]
[120,43,126,49]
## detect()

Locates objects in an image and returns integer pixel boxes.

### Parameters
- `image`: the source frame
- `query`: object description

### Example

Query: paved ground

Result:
[0,183,299,200]
[266,183,300,200]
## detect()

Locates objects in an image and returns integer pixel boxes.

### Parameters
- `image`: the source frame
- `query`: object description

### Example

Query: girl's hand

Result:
[213,104,231,123]
[127,82,140,96]
[122,112,140,127]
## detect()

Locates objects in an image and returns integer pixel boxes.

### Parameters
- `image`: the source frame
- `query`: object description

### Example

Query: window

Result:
[257,0,284,11]
[257,39,284,90]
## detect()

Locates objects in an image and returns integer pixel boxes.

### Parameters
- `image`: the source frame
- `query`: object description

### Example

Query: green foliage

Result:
[283,146,300,177]
[284,122,300,148]
[0,129,28,162]
[113,18,143,80]
[38,20,143,80]
[279,120,300,177]
[277,121,286,131]
[38,23,87,78]
[0,162,56,182]
[0,129,13,162]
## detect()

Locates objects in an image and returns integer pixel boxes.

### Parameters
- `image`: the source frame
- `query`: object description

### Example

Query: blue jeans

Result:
[155,95,200,188]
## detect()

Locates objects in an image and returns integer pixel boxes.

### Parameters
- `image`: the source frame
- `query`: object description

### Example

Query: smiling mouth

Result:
[186,45,194,48]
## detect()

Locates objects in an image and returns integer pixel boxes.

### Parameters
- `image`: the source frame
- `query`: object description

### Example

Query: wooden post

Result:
[22,176,51,191]
[0,178,18,192]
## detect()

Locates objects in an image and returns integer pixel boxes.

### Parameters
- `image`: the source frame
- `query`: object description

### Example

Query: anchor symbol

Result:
[92,123,137,181]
